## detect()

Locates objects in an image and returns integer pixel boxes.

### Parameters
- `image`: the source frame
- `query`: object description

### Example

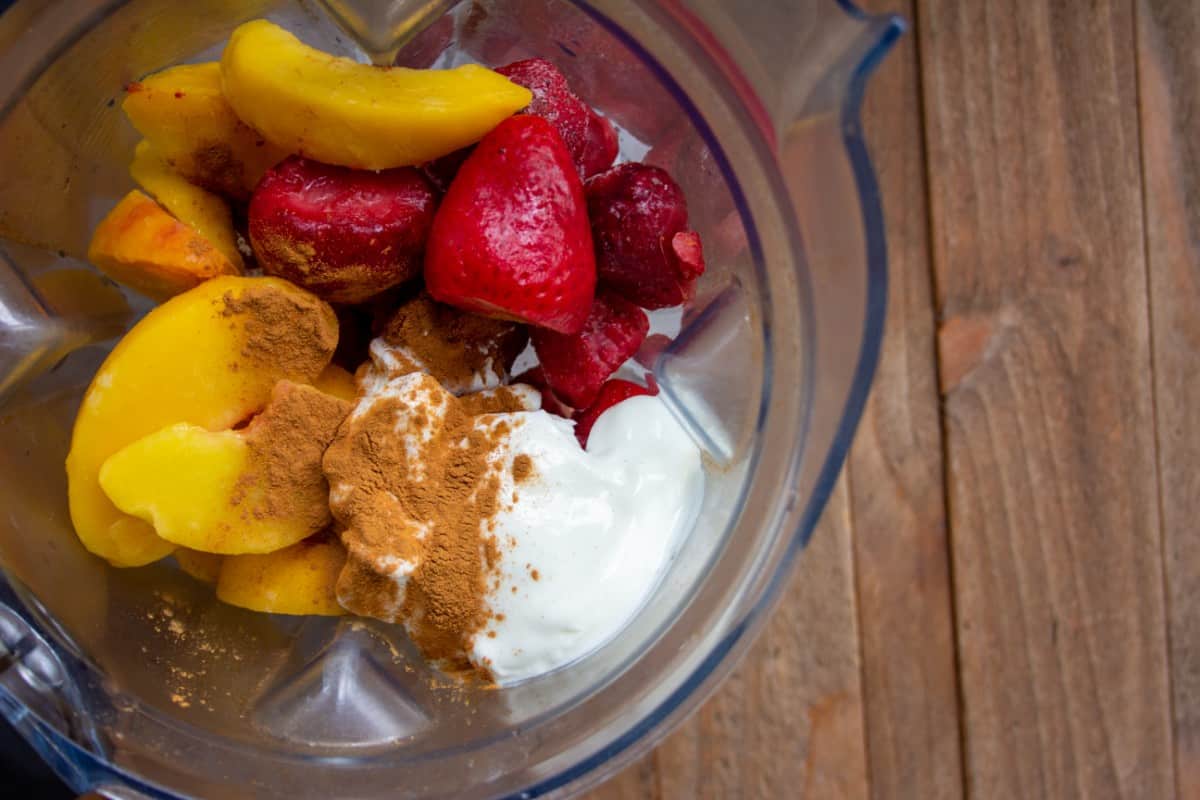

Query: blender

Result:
[0,1,901,796]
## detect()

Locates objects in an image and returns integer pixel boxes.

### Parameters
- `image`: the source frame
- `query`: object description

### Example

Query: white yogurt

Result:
[470,394,703,684]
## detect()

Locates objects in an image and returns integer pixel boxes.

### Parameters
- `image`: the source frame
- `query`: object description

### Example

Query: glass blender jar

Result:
[0,1,901,796]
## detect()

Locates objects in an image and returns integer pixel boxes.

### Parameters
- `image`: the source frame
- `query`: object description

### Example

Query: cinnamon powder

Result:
[372,293,528,392]
[233,381,351,530]
[323,373,531,678]
[221,287,338,378]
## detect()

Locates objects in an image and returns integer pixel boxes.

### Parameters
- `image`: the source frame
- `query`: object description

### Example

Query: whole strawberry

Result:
[425,115,596,334]
[586,163,705,309]
[249,156,437,304]
[531,290,648,409]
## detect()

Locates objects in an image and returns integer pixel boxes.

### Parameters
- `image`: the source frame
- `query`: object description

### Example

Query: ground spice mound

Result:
[221,285,338,378]
[323,373,530,678]
[232,381,350,531]
[372,293,528,392]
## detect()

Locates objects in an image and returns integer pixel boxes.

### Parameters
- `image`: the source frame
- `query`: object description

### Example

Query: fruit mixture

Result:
[70,20,706,685]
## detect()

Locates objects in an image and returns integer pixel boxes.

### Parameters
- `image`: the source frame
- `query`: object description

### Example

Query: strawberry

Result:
[585,163,706,309]
[531,290,648,408]
[249,156,437,304]
[496,58,592,175]
[573,378,658,448]
[578,108,619,178]
[424,115,596,334]
[512,366,574,419]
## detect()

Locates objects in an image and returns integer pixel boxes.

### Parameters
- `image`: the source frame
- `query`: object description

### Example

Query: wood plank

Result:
[847,2,964,798]
[587,477,869,800]
[917,0,1175,797]
[1135,1,1200,796]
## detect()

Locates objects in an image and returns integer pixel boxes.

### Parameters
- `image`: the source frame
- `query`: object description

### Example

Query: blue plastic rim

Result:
[0,1,904,797]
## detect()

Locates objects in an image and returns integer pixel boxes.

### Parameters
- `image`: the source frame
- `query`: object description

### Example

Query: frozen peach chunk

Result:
[99,382,350,555]
[122,62,287,198]
[220,20,531,169]
[130,140,244,269]
[176,548,223,583]
[314,363,357,402]
[66,276,338,567]
[87,190,239,300]
[217,538,346,616]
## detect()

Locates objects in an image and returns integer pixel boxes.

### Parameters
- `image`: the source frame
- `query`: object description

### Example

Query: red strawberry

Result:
[574,378,658,448]
[531,290,648,408]
[249,156,437,304]
[585,163,706,309]
[578,108,619,178]
[496,58,592,175]
[425,115,596,334]
[512,366,574,418]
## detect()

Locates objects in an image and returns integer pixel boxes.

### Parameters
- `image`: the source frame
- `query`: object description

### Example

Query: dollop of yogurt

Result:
[473,394,703,683]
[327,369,703,685]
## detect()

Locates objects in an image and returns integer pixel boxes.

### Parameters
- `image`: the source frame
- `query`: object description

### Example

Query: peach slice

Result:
[129,140,244,269]
[314,363,357,402]
[98,382,350,555]
[176,549,223,583]
[220,20,532,169]
[87,190,240,300]
[66,276,338,567]
[217,538,346,616]
[123,62,288,198]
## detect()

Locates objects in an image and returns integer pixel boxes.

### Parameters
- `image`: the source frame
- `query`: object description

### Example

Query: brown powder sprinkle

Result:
[324,373,531,680]
[231,381,351,529]
[373,293,528,393]
[221,286,338,379]
[511,454,534,483]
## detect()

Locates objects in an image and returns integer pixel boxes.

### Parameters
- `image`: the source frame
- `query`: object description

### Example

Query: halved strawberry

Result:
[424,115,596,333]
[573,378,658,448]
[531,290,648,409]
[585,163,706,309]
[512,366,574,419]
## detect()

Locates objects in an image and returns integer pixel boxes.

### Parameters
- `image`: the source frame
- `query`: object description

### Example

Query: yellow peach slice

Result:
[176,548,223,583]
[314,363,357,402]
[123,62,288,198]
[130,140,244,269]
[217,538,346,616]
[220,20,532,169]
[66,276,338,567]
[98,382,349,555]
[87,190,240,300]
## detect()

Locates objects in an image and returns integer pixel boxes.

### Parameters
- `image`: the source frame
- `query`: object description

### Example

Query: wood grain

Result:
[587,478,869,800]
[1135,1,1200,796]
[847,2,964,798]
[918,0,1175,797]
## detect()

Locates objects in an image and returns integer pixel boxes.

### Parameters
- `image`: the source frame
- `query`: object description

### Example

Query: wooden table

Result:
[586,0,1194,797]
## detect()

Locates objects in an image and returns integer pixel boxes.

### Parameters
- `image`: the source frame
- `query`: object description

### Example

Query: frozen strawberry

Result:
[249,156,437,304]
[512,366,574,418]
[578,108,619,178]
[496,58,596,176]
[530,290,648,409]
[573,378,658,448]
[424,115,595,334]
[585,163,706,309]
